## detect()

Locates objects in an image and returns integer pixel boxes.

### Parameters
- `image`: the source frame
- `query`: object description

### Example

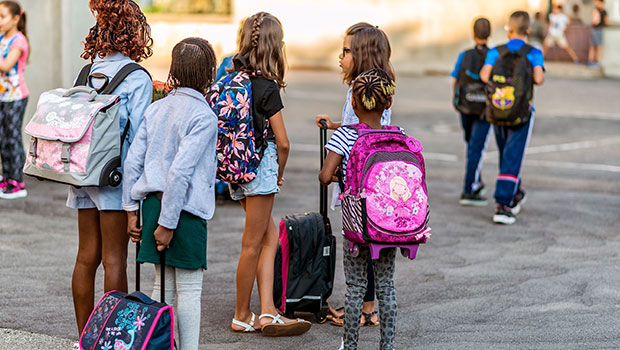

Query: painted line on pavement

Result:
[486,136,620,158]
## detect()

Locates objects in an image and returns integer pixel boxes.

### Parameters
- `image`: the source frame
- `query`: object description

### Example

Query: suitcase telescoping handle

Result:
[319,120,328,218]
[135,203,167,303]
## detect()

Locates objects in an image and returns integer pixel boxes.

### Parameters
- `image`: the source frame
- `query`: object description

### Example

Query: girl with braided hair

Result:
[316,22,395,328]
[123,37,219,350]
[227,12,311,336]
[69,0,153,347]
[319,69,399,350]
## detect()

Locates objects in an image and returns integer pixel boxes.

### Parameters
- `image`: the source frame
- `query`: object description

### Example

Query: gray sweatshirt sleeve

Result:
[158,114,214,229]
[122,119,148,212]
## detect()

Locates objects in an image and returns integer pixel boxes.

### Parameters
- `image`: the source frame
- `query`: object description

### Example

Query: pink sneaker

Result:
[0,179,27,199]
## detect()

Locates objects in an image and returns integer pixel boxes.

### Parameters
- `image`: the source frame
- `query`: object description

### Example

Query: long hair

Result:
[344,22,395,85]
[82,0,153,62]
[0,1,28,59]
[237,12,287,88]
[167,37,217,94]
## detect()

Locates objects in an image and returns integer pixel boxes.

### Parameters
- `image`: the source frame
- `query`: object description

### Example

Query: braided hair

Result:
[237,11,287,88]
[167,37,217,94]
[351,69,395,112]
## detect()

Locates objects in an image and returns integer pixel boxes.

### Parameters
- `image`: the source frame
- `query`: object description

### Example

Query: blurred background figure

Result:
[543,4,580,63]
[588,0,607,68]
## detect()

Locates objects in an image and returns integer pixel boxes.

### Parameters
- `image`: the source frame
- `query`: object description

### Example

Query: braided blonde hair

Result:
[237,12,287,88]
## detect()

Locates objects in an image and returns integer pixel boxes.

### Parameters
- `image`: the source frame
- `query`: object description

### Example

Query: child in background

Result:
[315,22,395,328]
[588,0,607,68]
[0,0,29,199]
[543,5,579,63]
[452,17,491,206]
[480,11,545,224]
[226,12,311,336]
[319,69,398,350]
[123,37,218,350]
[68,0,153,343]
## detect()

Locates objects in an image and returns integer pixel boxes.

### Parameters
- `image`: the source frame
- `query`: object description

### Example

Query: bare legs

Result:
[232,194,297,330]
[72,209,128,335]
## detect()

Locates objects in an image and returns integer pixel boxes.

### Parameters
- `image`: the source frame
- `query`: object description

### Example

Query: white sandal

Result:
[259,313,311,337]
[232,312,259,333]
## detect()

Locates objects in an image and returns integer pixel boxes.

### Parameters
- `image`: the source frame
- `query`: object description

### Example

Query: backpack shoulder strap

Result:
[497,45,510,58]
[101,63,151,95]
[518,43,533,57]
[74,64,93,87]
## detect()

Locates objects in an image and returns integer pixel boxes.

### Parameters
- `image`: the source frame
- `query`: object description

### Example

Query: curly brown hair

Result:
[81,0,153,62]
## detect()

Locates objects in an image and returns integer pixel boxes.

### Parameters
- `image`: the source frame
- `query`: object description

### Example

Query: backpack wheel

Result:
[400,248,408,258]
[315,307,329,324]
[108,170,122,187]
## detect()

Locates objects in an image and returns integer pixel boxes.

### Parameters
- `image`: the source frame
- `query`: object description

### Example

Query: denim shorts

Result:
[66,185,123,211]
[229,142,280,200]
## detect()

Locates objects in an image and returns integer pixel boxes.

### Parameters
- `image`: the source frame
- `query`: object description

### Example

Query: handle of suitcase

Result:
[135,203,167,304]
[319,120,328,218]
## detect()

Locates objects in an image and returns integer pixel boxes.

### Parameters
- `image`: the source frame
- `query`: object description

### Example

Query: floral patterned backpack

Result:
[206,58,267,184]
[341,124,431,260]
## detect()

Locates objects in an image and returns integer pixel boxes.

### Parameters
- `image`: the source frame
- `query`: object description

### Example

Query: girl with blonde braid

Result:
[228,12,311,337]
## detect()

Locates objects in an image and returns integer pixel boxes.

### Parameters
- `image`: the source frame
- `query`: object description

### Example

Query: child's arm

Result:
[319,151,343,185]
[270,111,290,186]
[316,115,341,130]
[122,119,149,242]
[0,47,21,73]
[533,66,545,85]
[480,64,492,83]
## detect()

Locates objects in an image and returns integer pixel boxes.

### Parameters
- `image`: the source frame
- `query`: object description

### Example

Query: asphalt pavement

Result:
[1,70,619,350]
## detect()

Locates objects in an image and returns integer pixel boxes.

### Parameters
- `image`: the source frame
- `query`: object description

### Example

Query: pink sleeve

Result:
[12,34,28,58]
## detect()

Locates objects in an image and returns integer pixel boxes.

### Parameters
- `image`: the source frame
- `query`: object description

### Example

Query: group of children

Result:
[453,11,545,225]
[0,0,548,349]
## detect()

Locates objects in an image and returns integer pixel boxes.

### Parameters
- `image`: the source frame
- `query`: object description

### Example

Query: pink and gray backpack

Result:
[341,124,431,260]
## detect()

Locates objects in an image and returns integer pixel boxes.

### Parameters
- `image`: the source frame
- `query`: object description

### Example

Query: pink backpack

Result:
[341,124,431,260]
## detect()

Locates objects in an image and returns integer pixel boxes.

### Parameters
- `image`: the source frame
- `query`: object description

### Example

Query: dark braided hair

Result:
[351,69,395,112]
[167,37,217,94]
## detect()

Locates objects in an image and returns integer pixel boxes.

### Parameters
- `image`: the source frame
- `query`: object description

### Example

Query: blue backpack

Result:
[206,59,267,184]
[79,291,174,350]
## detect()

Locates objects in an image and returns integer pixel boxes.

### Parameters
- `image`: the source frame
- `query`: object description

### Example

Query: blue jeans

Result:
[460,114,491,194]
[493,114,534,205]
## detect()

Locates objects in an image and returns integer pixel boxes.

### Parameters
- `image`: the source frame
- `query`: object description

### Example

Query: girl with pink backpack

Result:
[320,69,429,350]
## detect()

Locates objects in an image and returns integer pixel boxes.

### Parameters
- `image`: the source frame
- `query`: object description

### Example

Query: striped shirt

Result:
[325,126,359,178]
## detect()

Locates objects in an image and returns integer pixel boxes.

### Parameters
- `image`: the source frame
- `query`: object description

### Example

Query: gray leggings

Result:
[343,240,397,350]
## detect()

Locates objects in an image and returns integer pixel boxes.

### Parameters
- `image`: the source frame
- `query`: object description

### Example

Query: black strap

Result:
[102,62,151,95]
[74,64,93,87]
[518,44,533,57]
[497,45,510,58]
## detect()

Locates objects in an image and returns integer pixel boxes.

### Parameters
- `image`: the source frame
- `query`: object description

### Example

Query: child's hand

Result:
[277,176,285,186]
[315,115,334,129]
[154,225,174,252]
[126,211,142,243]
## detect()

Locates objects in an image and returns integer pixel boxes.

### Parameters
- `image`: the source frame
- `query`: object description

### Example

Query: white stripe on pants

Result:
[152,265,204,350]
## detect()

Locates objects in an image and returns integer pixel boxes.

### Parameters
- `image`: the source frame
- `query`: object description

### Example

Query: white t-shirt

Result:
[549,13,569,37]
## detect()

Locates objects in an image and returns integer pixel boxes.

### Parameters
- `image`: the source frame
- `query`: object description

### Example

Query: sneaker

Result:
[493,204,516,225]
[509,188,527,215]
[72,342,80,350]
[0,180,27,199]
[473,183,487,196]
[0,180,6,190]
[459,191,488,206]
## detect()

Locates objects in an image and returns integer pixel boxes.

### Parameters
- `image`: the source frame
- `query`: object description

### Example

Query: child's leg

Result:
[256,216,281,316]
[152,264,177,305]
[100,210,129,293]
[493,116,535,206]
[0,101,11,180]
[72,208,102,336]
[373,248,398,350]
[234,194,275,325]
[175,267,204,350]
[342,242,369,350]
[463,116,491,193]
[1,98,27,182]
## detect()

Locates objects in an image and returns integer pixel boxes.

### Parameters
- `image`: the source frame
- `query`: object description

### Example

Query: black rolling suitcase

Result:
[273,121,336,323]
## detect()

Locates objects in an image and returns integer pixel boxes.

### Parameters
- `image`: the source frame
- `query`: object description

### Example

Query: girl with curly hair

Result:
[227,12,311,336]
[68,0,153,343]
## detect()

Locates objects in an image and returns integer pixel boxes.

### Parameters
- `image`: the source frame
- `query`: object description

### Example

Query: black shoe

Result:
[459,191,488,206]
[473,183,487,196]
[510,188,527,215]
[493,204,516,224]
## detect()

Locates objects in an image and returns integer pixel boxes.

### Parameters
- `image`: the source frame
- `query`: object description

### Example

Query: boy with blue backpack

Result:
[480,10,545,225]
[452,17,492,206]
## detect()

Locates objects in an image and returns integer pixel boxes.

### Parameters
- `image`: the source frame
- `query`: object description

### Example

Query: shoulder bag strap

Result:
[101,62,151,95]
[74,64,93,87]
